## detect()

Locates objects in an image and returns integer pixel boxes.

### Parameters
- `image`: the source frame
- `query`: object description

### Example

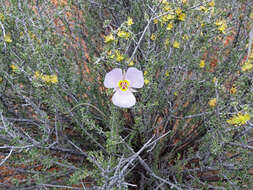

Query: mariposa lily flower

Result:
[104,67,144,108]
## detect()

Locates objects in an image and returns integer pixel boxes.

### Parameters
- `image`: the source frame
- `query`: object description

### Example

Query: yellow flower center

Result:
[118,80,130,91]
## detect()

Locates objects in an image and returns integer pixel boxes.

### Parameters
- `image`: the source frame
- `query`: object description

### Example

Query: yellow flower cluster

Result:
[107,50,125,62]
[208,98,217,107]
[215,20,227,34]
[34,71,58,84]
[104,17,133,43]
[230,87,237,94]
[10,64,18,72]
[4,33,12,43]
[208,1,215,7]
[227,113,250,126]
[127,17,133,26]
[173,40,180,48]
[128,61,134,66]
[241,49,253,72]
[150,33,156,41]
[167,23,173,30]
[198,1,215,12]
[115,50,124,62]
[117,30,130,39]
[199,60,205,68]
[157,4,186,24]
[0,13,5,21]
[161,14,175,23]
[143,71,150,85]
[172,8,186,21]
[104,33,114,43]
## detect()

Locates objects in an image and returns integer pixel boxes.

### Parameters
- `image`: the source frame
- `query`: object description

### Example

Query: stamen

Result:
[118,79,130,91]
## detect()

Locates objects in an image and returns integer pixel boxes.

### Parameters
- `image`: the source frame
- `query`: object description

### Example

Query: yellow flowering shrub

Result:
[227,113,250,126]
[34,71,58,84]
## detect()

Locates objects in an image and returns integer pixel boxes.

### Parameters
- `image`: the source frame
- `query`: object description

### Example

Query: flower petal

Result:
[112,90,136,108]
[104,68,123,88]
[125,67,144,88]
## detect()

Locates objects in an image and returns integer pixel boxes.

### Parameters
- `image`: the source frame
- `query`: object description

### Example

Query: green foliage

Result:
[0,0,253,189]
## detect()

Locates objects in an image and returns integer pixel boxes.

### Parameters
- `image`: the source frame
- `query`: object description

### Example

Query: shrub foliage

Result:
[0,0,253,189]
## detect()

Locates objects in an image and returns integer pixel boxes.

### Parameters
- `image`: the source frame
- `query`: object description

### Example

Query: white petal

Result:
[112,90,136,108]
[104,68,123,88]
[125,67,144,88]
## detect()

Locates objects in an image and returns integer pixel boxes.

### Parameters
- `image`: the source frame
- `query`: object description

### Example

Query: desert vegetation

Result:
[0,0,253,189]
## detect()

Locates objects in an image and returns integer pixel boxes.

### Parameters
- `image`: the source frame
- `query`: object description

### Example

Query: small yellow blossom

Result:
[227,113,250,126]
[34,71,41,78]
[215,20,227,33]
[127,17,133,26]
[151,33,156,41]
[249,53,253,59]
[107,50,112,56]
[250,12,253,19]
[4,33,12,43]
[173,41,180,48]
[208,1,215,7]
[215,20,224,26]
[117,30,130,39]
[10,64,18,72]
[165,71,169,77]
[162,0,168,5]
[230,87,237,94]
[175,8,182,15]
[107,50,115,59]
[153,19,158,24]
[178,13,186,21]
[144,71,148,76]
[174,91,178,96]
[50,75,58,84]
[110,54,115,59]
[115,51,124,62]
[164,38,170,46]
[199,60,205,68]
[208,98,217,107]
[199,6,208,12]
[167,14,175,20]
[144,79,150,85]
[163,5,171,12]
[167,23,173,30]
[128,61,134,66]
[41,75,51,83]
[161,14,175,23]
[241,61,253,72]
[182,34,189,40]
[104,33,114,43]
[213,77,217,83]
[201,23,205,28]
[218,23,227,34]
[182,0,187,4]
[0,13,4,21]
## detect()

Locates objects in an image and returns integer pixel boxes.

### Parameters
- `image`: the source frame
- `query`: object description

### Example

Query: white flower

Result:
[104,67,144,108]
